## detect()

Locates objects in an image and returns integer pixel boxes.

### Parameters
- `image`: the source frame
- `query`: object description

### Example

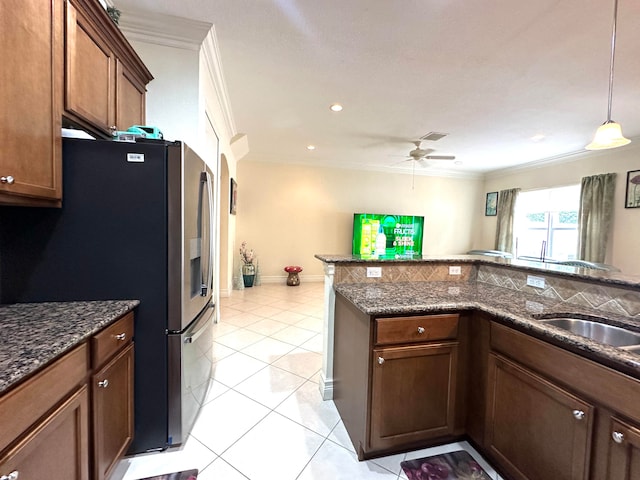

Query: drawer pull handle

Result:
[572,410,585,420]
[417,326,425,334]
[98,379,109,388]
[377,356,385,365]
[1,471,19,480]
[612,431,625,444]
[115,333,126,341]
[0,176,15,185]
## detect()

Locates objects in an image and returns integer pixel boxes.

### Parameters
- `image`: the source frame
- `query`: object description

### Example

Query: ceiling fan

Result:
[401,140,456,164]
[392,140,456,189]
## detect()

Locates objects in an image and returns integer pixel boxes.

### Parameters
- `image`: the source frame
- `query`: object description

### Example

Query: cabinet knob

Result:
[377,356,385,365]
[417,326,425,334]
[572,410,585,420]
[115,333,126,341]
[0,176,15,185]
[612,431,625,444]
[98,379,109,388]
[0,471,19,480]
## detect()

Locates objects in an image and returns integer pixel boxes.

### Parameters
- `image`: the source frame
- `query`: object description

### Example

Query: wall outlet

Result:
[366,267,382,278]
[449,266,462,275]
[526,275,546,289]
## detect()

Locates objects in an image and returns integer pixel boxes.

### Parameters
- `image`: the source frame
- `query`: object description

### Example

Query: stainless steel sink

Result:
[539,318,640,347]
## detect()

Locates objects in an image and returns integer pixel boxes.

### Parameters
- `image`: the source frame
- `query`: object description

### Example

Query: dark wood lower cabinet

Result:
[370,342,458,451]
[333,293,465,459]
[92,343,134,480]
[486,353,593,480]
[0,386,89,480]
[334,297,640,478]
[607,418,640,480]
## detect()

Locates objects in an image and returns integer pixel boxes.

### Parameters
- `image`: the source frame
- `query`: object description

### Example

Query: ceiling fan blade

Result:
[425,155,456,160]
[390,158,413,166]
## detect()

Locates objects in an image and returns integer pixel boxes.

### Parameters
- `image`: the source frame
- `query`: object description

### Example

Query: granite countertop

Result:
[0,300,139,395]
[335,281,640,378]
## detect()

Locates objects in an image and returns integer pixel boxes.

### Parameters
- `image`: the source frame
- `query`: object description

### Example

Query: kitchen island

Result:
[316,254,640,479]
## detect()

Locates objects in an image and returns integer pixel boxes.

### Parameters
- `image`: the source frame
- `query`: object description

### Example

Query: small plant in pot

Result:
[239,241,256,287]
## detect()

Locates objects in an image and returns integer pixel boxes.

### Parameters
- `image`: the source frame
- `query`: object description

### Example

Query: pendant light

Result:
[585,0,630,150]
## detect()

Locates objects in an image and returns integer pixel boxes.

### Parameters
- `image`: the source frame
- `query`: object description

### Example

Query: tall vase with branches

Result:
[239,241,256,287]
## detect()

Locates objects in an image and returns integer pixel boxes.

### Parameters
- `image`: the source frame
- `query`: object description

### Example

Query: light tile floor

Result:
[112,282,503,480]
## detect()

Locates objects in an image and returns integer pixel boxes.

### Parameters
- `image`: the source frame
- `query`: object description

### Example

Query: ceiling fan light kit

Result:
[585,0,631,151]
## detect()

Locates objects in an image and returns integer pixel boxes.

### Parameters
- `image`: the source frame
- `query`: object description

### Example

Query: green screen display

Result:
[352,213,424,258]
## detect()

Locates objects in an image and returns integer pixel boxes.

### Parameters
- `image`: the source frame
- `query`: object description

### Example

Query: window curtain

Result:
[494,188,520,253]
[578,173,616,263]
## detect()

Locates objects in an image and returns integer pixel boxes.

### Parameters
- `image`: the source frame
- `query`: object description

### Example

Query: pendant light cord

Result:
[606,0,620,122]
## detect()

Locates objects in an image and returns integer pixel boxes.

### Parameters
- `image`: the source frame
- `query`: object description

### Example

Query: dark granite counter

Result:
[315,254,640,288]
[0,300,139,394]
[335,281,640,378]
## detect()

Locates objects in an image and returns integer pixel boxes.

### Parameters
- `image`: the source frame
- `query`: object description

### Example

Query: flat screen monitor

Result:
[352,213,424,258]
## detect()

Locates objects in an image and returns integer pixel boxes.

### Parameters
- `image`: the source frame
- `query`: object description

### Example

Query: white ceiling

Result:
[116,0,640,176]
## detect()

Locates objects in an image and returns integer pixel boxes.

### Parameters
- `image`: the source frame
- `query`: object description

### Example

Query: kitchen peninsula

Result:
[315,254,640,479]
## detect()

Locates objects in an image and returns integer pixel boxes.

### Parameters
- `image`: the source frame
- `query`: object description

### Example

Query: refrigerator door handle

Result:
[204,170,214,297]
[198,170,214,297]
[184,322,208,344]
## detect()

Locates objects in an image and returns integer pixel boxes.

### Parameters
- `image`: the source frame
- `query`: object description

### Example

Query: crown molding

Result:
[201,27,237,141]
[118,8,212,50]
[486,136,640,179]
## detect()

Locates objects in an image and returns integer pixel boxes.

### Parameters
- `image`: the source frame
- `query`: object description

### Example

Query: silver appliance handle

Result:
[204,169,214,296]
[184,304,213,343]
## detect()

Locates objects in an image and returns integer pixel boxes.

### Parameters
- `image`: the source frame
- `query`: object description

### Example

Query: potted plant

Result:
[239,241,256,287]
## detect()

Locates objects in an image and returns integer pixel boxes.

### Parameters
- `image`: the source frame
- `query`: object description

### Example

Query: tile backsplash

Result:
[477,264,640,318]
[333,261,640,319]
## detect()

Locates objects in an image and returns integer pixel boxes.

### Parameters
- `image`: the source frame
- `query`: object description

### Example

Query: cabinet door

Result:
[115,59,146,130]
[485,353,593,480]
[0,0,62,202]
[0,386,89,480]
[370,342,458,451]
[607,418,640,480]
[92,343,134,480]
[65,0,115,134]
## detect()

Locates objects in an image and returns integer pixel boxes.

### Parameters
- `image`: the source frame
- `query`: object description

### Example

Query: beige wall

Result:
[479,143,640,275]
[235,161,483,282]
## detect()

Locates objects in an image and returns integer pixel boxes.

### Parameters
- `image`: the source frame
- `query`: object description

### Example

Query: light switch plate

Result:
[526,275,546,289]
[449,266,462,275]
[366,267,382,278]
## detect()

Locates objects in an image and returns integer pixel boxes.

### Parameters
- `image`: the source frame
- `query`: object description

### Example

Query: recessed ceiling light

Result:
[306,145,316,150]
[329,103,343,112]
[531,134,546,142]
[454,160,463,166]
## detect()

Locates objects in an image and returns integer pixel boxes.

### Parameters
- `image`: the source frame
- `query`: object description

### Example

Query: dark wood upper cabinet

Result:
[64,0,152,137]
[0,0,63,205]
[0,0,152,207]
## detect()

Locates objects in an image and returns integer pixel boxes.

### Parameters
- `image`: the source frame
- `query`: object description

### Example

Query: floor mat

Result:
[137,470,198,480]
[401,450,492,479]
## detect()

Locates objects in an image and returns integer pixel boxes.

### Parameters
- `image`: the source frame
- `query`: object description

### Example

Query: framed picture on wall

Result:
[485,191,498,216]
[230,178,238,215]
[625,170,640,208]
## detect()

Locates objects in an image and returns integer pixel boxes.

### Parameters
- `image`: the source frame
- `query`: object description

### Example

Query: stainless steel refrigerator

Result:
[0,137,215,453]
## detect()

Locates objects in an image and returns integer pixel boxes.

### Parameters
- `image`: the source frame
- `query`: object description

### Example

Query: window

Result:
[514,185,580,262]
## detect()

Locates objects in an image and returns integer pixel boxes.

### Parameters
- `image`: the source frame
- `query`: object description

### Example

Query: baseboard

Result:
[235,274,325,286]
[319,374,334,400]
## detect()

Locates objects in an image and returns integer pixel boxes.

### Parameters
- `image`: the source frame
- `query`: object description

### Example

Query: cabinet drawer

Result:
[0,343,88,453]
[375,314,458,346]
[92,312,134,368]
